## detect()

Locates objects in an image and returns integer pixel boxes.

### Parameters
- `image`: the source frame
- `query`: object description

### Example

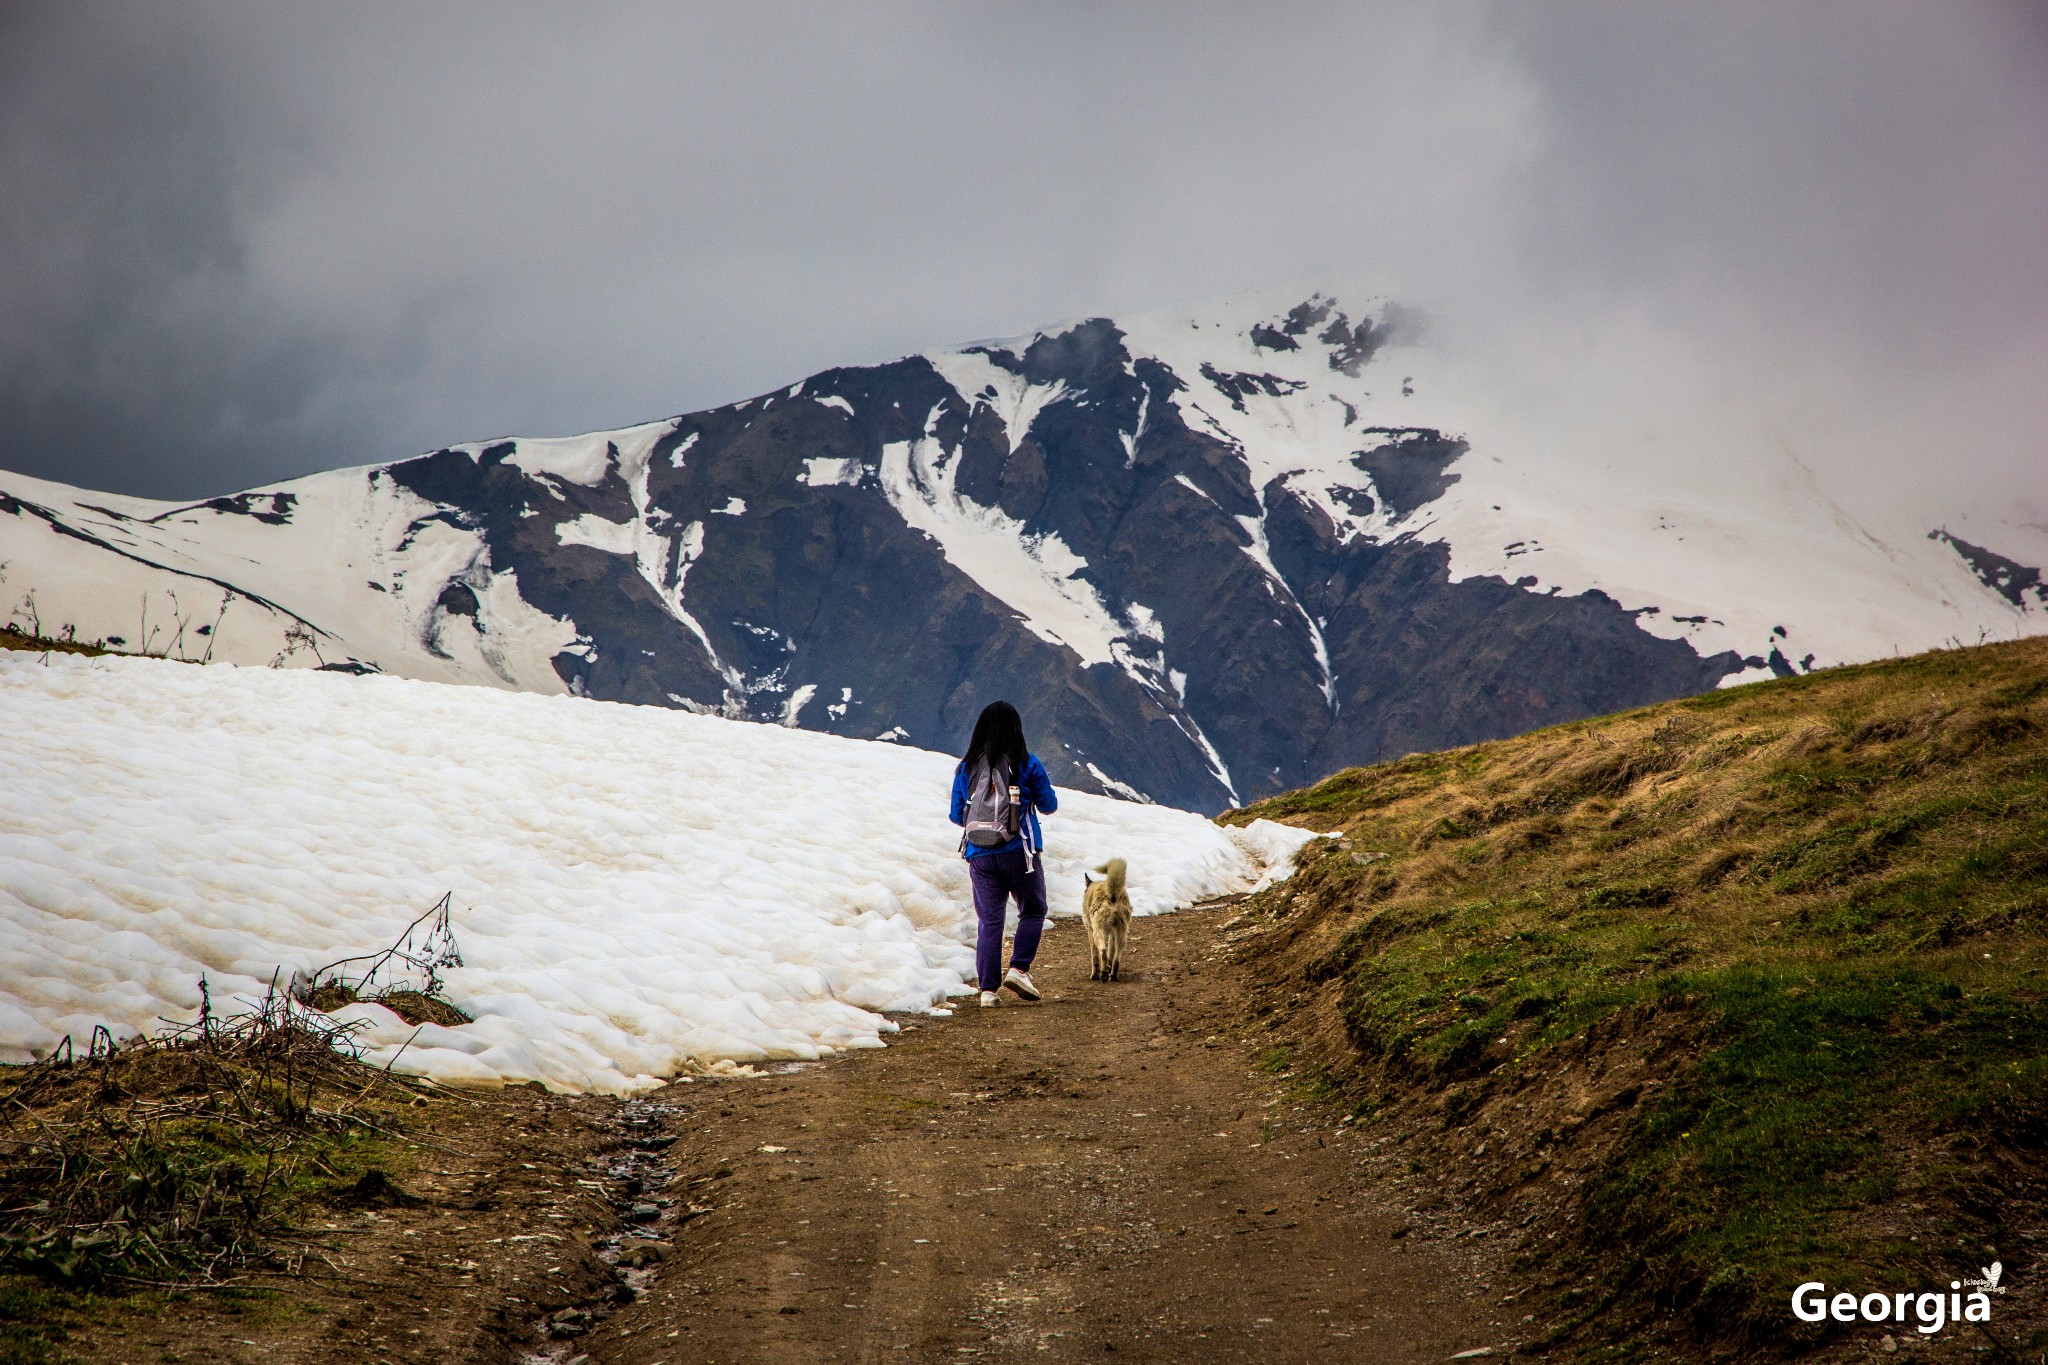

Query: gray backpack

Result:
[962,758,1024,853]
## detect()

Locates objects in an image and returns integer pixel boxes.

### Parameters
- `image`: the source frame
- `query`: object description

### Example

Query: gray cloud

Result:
[1,1,2042,504]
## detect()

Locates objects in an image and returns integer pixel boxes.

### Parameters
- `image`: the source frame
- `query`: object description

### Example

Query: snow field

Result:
[0,653,1314,1093]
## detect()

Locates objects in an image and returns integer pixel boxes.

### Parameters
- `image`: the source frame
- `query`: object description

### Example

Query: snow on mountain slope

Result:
[876,423,1133,669]
[0,464,576,688]
[981,291,2048,685]
[0,651,1311,1092]
[3,288,2041,811]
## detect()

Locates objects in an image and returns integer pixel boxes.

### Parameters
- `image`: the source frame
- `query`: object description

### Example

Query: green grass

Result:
[0,1279,72,1365]
[1225,637,2048,1356]
[1585,964,2045,1346]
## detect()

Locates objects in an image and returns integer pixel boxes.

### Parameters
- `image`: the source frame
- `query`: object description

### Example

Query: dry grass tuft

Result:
[0,985,422,1292]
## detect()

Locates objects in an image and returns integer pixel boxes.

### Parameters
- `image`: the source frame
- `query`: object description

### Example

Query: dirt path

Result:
[57,905,1514,1364]
[574,904,1500,1364]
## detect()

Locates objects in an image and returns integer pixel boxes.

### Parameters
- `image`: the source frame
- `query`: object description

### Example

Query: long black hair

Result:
[962,700,1028,779]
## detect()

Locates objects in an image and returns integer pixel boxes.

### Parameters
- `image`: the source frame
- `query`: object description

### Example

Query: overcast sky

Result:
[1,1,2043,502]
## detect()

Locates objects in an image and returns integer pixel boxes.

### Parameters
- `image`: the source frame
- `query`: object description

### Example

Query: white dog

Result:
[1081,859,1132,982]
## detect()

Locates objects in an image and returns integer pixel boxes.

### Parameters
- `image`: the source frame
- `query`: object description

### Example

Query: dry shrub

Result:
[1846,712,1926,749]
[0,984,418,1288]
[1488,816,1563,865]
[1527,740,1677,813]
[1687,845,1754,888]
[1785,723,1843,757]
[1932,705,2034,762]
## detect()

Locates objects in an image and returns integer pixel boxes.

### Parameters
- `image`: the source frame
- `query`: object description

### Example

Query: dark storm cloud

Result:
[1,1,2042,501]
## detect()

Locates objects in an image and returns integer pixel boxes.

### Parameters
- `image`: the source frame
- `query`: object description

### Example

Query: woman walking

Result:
[949,700,1057,1008]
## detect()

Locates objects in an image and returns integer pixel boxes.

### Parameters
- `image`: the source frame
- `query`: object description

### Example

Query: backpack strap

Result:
[1020,785,1035,873]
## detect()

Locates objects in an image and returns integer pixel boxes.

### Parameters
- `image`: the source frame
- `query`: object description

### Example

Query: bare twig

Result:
[381,1027,426,1077]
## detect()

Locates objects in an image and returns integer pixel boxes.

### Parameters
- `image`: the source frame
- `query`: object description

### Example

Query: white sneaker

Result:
[1003,968,1042,1001]
[979,990,1000,1008]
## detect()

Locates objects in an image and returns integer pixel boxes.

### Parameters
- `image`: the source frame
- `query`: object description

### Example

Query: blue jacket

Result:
[949,753,1057,859]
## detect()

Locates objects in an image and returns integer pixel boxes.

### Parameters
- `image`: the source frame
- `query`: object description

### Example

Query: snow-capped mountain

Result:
[4,291,2042,811]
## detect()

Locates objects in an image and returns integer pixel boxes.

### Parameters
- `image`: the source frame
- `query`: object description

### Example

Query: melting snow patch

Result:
[1227,821,1327,892]
[712,496,747,516]
[0,655,1304,1094]
[502,435,613,487]
[1084,763,1153,805]
[554,512,638,556]
[781,683,818,726]
[799,457,863,488]
[927,349,1068,455]
[503,420,675,488]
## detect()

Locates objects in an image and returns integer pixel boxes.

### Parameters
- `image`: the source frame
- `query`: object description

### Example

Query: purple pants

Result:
[968,846,1048,991]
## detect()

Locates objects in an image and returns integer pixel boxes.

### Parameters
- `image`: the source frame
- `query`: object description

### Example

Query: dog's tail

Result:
[1093,858,1127,900]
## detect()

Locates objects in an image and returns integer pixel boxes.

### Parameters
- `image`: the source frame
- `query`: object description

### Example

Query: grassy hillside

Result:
[1222,637,2048,1358]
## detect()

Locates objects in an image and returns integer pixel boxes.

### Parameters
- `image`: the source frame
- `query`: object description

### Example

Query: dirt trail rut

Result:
[589,905,1499,1363]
